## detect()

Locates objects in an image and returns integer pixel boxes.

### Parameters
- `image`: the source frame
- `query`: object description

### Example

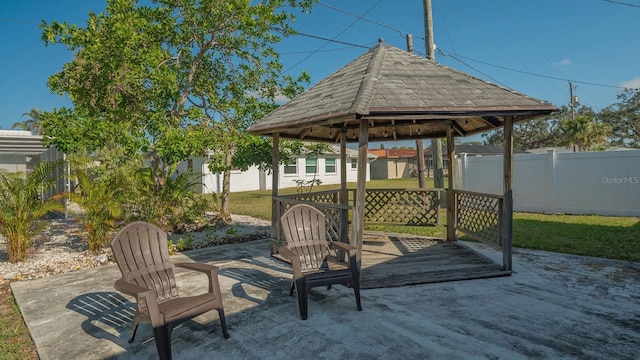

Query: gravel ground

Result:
[0,214,271,282]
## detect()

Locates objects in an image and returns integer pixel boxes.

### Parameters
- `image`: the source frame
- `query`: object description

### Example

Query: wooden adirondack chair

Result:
[279,204,362,320]
[111,221,229,360]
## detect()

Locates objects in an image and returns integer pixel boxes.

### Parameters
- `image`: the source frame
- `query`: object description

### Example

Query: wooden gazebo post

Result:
[352,120,369,266]
[339,130,349,248]
[503,117,514,271]
[270,133,280,254]
[446,124,456,241]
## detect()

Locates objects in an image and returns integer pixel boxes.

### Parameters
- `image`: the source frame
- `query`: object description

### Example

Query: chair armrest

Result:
[279,246,304,280]
[328,241,359,273]
[176,262,220,275]
[114,278,163,327]
[175,262,222,295]
[114,278,151,297]
[329,241,357,255]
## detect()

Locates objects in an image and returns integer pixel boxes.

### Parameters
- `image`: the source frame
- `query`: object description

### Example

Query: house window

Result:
[325,158,336,174]
[284,160,297,175]
[306,158,317,174]
[351,158,357,169]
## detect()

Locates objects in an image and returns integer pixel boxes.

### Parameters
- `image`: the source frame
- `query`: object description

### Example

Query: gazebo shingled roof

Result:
[248,41,557,141]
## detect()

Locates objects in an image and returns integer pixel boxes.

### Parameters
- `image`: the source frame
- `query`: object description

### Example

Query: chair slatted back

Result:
[111,222,179,305]
[280,204,329,273]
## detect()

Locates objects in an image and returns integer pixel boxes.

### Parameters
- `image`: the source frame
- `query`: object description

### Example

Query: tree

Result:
[600,89,640,148]
[12,108,43,134]
[41,0,314,220]
[558,114,610,151]
[482,116,560,150]
[0,161,64,262]
[482,105,598,150]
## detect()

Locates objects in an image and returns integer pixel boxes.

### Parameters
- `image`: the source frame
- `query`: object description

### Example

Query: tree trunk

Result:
[150,151,167,195]
[219,152,233,222]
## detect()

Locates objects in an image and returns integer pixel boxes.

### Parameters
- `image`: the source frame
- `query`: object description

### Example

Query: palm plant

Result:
[0,161,64,263]
[559,115,610,151]
[66,168,123,252]
[12,108,43,135]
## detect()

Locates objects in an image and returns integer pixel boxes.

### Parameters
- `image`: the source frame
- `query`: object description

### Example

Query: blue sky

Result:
[1,0,638,144]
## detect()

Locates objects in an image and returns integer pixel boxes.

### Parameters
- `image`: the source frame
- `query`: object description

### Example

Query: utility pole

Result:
[423,0,444,189]
[406,33,427,188]
[568,81,578,152]
[569,80,577,121]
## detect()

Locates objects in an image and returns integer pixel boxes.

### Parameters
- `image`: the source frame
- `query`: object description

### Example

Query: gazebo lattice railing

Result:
[453,189,511,270]
[273,188,511,271]
[361,189,440,226]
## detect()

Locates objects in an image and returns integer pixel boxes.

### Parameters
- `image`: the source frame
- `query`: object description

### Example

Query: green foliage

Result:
[41,0,316,219]
[67,168,124,252]
[600,89,640,148]
[131,167,211,232]
[482,116,560,149]
[0,161,64,263]
[558,114,610,151]
[482,105,600,150]
[169,234,194,253]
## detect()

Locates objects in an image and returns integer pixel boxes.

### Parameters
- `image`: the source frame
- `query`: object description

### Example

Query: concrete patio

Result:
[12,237,640,359]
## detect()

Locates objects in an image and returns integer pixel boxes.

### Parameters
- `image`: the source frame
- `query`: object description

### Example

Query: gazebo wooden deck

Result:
[249,41,557,287]
[360,231,508,289]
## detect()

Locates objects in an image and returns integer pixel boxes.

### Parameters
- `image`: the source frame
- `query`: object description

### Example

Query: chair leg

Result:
[217,309,230,339]
[289,279,295,296]
[352,275,363,311]
[128,321,139,343]
[153,325,172,360]
[353,284,363,312]
[295,279,308,320]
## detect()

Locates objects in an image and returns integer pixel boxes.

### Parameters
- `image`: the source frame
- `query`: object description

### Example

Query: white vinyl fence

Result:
[455,150,640,217]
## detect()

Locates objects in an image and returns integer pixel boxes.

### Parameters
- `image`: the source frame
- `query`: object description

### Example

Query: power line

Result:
[283,0,383,74]
[602,0,640,8]
[291,29,632,92]
[491,0,566,96]
[280,45,362,55]
[437,49,632,89]
[436,49,509,88]
[292,32,370,49]
[317,1,404,36]
[0,18,39,25]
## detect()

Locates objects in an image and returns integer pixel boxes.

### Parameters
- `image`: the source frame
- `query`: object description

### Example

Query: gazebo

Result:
[249,41,557,288]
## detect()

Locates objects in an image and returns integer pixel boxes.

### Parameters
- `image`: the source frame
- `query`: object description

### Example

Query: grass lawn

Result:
[0,282,37,360]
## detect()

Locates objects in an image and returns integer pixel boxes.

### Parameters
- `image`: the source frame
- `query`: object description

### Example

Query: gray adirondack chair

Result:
[279,204,362,320]
[111,221,229,360]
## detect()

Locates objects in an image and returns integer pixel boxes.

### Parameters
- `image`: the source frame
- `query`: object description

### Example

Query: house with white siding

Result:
[181,144,376,194]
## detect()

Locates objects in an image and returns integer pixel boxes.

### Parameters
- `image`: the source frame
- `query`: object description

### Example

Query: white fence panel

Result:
[456,150,640,217]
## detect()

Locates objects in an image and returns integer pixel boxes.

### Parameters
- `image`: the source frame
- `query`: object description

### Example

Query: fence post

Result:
[460,153,468,190]
[547,149,556,214]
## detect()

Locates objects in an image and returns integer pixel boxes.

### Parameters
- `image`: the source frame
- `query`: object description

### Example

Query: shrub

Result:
[131,168,211,232]
[66,168,123,252]
[0,161,64,262]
